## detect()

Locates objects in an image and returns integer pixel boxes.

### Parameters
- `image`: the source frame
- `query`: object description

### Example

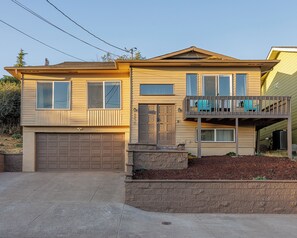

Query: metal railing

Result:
[183,96,291,118]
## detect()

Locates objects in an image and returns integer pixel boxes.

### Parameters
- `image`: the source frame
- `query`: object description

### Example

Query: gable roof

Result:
[150,46,237,60]
[261,46,297,84]
[267,46,297,60]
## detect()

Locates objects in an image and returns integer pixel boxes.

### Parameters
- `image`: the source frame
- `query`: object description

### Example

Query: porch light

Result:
[133,108,138,112]
[178,108,182,112]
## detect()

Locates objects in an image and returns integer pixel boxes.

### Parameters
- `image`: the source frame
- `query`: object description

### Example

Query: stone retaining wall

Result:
[133,151,188,170]
[125,180,297,213]
[0,154,23,172]
[127,143,188,173]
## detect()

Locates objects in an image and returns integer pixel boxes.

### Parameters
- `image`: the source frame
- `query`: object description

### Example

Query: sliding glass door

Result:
[203,75,232,110]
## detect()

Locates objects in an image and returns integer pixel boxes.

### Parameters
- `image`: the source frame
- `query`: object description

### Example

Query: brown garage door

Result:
[36,133,125,171]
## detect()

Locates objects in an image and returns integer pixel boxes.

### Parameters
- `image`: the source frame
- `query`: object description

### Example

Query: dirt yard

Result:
[0,134,22,154]
[133,156,297,180]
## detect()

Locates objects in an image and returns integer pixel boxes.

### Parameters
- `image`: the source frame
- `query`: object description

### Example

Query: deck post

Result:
[256,129,260,154]
[287,116,292,159]
[197,117,201,158]
[235,118,239,156]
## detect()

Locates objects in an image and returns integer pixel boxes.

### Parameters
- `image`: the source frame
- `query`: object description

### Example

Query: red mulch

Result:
[133,156,297,180]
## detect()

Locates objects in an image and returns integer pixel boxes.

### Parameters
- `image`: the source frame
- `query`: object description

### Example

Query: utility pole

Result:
[129,47,137,59]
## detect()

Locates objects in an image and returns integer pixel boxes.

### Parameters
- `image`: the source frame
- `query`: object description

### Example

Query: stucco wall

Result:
[126,180,297,213]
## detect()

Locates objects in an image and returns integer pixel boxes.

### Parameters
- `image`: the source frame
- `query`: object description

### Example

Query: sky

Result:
[1,0,297,77]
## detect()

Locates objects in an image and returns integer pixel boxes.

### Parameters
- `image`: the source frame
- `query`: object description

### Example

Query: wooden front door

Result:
[138,104,175,145]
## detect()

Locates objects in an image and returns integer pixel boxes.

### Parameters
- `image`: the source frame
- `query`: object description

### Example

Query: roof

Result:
[261,46,297,84]
[149,46,237,60]
[4,46,279,79]
[267,46,297,60]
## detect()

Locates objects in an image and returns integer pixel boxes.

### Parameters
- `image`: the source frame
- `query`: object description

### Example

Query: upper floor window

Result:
[37,82,70,109]
[88,82,121,109]
[236,74,247,96]
[186,74,198,96]
[140,84,174,95]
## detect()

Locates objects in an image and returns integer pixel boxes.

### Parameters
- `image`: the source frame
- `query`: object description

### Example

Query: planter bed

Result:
[133,156,297,180]
[126,156,297,213]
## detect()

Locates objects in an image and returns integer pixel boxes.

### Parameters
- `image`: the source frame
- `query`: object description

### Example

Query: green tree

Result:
[0,80,21,133]
[101,50,146,62]
[0,75,19,84]
[101,52,114,62]
[14,49,27,67]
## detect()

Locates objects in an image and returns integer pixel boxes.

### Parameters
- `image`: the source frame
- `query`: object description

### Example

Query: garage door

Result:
[36,133,125,171]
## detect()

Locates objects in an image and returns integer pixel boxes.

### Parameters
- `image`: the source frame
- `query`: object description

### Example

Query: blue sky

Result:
[1,0,297,77]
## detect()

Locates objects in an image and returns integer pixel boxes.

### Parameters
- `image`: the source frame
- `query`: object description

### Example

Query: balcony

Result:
[183,96,291,120]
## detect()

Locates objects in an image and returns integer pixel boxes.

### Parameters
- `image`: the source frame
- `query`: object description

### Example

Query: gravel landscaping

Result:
[133,156,297,180]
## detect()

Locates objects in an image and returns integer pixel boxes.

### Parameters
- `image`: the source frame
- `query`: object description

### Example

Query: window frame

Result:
[202,74,233,96]
[87,81,121,110]
[186,73,198,96]
[139,84,174,96]
[196,128,235,142]
[36,81,71,110]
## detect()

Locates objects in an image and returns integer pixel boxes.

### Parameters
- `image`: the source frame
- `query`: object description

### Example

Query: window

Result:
[186,74,197,96]
[140,84,174,95]
[37,82,70,109]
[236,74,246,96]
[88,82,120,109]
[197,129,235,142]
[236,74,247,107]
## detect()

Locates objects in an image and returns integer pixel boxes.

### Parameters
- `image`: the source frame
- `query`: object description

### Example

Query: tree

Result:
[101,50,146,62]
[14,49,27,67]
[101,52,114,62]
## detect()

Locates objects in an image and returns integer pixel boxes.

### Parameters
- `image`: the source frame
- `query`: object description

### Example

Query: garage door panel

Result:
[36,133,124,171]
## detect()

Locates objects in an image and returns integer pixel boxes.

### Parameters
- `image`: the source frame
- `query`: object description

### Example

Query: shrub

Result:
[226,152,236,156]
[253,176,268,180]
[12,133,22,140]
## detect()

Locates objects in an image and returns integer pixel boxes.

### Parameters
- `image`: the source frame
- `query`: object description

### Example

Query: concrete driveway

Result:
[1,172,297,238]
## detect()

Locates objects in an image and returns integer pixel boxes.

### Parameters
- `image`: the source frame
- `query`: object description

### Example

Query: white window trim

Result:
[36,81,71,110]
[87,81,121,110]
[196,128,235,143]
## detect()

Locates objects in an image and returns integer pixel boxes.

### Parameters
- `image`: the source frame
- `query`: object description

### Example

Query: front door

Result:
[138,104,175,145]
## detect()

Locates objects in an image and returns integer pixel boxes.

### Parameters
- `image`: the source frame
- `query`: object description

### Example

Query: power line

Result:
[46,0,130,54]
[0,19,86,61]
[11,0,121,57]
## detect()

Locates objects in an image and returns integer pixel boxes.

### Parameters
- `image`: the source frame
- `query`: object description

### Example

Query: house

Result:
[5,46,292,172]
[260,47,297,149]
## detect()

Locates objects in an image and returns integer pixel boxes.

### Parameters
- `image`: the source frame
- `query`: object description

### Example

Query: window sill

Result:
[36,109,71,111]
[140,94,176,96]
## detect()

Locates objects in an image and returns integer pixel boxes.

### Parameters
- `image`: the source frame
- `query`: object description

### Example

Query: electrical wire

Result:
[11,0,121,57]
[0,19,86,61]
[46,0,129,53]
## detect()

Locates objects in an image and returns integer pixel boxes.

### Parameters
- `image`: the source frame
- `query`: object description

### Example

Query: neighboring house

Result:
[5,46,292,172]
[260,47,297,148]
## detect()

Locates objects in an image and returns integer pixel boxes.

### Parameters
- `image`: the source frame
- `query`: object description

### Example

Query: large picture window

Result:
[37,82,70,109]
[88,82,121,109]
[197,129,235,142]
[140,84,174,95]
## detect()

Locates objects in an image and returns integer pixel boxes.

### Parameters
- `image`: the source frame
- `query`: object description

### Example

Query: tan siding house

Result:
[5,46,292,172]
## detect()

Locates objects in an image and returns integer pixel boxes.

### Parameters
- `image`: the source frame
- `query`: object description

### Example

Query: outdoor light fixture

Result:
[133,108,138,112]
[178,108,182,112]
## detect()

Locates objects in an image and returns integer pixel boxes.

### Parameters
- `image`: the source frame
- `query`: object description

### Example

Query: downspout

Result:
[20,72,24,134]
[129,66,133,143]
